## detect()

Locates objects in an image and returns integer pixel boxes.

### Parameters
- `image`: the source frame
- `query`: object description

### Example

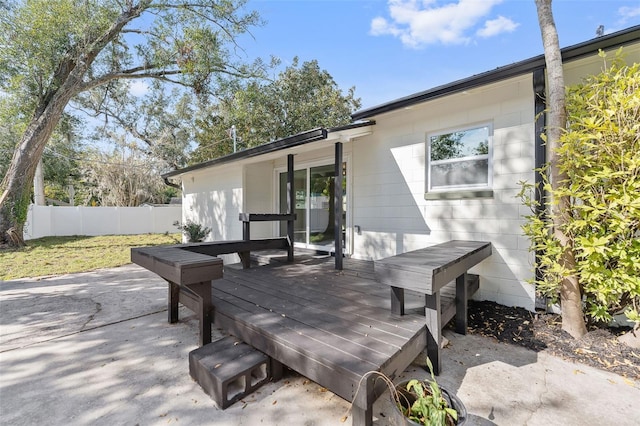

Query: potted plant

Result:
[390,358,467,426]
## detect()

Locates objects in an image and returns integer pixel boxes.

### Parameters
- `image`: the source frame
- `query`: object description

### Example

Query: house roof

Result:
[351,24,640,121]
[162,120,374,178]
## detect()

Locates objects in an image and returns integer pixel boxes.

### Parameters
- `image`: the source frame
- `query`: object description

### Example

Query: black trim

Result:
[163,121,376,178]
[163,128,327,178]
[352,25,640,121]
[533,67,547,217]
[334,142,343,271]
[533,68,547,308]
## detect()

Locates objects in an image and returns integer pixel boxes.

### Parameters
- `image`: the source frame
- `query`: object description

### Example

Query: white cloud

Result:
[477,15,519,38]
[129,80,150,97]
[618,5,640,24]
[369,0,518,48]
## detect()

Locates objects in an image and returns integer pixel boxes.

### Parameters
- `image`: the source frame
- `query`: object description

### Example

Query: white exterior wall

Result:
[181,164,243,265]
[350,75,536,310]
[244,160,277,238]
[563,43,640,86]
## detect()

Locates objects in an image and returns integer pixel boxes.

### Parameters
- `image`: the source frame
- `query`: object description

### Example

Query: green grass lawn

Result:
[0,233,181,281]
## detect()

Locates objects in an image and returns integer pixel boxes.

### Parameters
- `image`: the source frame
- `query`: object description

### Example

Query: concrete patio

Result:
[1,264,639,425]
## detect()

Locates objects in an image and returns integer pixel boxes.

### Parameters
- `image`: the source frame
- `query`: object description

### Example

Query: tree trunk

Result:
[534,0,587,338]
[34,159,46,206]
[0,91,72,246]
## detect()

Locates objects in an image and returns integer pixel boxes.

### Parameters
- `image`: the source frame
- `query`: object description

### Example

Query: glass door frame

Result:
[274,154,351,254]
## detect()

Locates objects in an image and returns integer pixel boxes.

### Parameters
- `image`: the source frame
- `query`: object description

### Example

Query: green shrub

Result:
[174,220,211,243]
[519,49,640,327]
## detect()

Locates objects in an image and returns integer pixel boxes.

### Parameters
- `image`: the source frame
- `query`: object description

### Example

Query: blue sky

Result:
[232,0,640,110]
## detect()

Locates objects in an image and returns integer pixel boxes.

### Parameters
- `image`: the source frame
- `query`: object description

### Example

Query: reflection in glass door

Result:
[279,163,346,252]
[279,169,307,244]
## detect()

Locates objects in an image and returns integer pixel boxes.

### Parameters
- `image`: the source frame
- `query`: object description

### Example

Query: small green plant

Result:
[397,358,458,426]
[343,358,462,425]
[174,220,211,243]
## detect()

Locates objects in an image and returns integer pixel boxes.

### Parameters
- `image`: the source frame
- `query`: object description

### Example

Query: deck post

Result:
[390,286,405,315]
[334,142,343,270]
[287,154,295,262]
[168,280,179,323]
[455,273,468,334]
[425,292,442,375]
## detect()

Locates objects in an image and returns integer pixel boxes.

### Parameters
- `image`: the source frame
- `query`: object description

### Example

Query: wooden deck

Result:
[210,256,430,425]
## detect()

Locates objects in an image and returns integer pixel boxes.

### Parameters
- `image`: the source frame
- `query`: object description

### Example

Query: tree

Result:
[521,52,640,333]
[82,143,167,207]
[0,0,262,246]
[191,57,361,162]
[534,0,587,338]
[78,80,196,171]
[41,113,85,204]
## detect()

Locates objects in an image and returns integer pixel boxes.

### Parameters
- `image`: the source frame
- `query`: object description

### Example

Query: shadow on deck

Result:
[211,254,428,425]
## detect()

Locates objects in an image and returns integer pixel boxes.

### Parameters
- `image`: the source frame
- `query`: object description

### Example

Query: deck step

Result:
[189,336,274,409]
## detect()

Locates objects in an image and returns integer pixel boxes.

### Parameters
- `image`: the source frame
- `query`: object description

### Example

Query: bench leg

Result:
[238,251,251,269]
[192,281,213,346]
[424,292,442,375]
[390,286,405,316]
[168,281,180,324]
[455,273,468,335]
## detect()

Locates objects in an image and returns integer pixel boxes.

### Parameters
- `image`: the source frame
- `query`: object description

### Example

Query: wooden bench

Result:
[179,213,295,269]
[131,232,294,344]
[374,240,492,374]
[131,246,223,346]
[180,238,290,269]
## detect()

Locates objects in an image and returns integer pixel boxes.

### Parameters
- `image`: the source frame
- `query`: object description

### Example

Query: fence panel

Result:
[24,204,182,240]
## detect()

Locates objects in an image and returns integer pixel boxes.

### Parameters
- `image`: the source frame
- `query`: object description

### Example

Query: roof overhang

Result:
[351,25,640,121]
[163,120,374,179]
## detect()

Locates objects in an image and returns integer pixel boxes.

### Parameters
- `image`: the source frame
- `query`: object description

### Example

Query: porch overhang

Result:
[162,120,375,180]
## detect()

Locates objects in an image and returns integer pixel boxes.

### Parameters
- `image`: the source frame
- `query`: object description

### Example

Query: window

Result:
[426,124,492,194]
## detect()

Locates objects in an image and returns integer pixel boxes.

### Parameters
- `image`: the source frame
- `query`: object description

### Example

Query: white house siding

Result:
[182,164,244,264]
[350,74,537,310]
[563,43,640,86]
[244,160,277,238]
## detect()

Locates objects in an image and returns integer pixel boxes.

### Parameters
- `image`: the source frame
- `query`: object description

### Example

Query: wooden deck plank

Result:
[224,265,423,335]
[213,280,394,362]
[212,293,426,407]
[209,257,428,411]
[213,278,409,353]
[218,271,416,343]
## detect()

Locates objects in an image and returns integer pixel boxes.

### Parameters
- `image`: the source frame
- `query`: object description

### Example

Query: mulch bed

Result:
[465,300,640,381]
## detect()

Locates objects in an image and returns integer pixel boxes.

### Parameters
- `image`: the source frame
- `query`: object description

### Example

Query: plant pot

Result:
[389,380,467,426]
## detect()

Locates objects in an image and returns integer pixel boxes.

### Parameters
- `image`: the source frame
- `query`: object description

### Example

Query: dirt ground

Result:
[465,300,640,381]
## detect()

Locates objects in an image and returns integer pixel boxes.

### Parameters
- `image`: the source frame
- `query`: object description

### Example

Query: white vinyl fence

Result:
[24,204,181,240]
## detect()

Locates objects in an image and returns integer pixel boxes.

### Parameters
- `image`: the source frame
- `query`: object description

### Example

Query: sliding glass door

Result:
[279,162,346,252]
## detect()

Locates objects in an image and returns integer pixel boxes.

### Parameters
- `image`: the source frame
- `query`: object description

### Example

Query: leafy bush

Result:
[174,220,211,243]
[519,50,640,327]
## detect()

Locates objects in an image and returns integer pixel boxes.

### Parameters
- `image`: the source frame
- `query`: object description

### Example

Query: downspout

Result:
[533,67,547,309]
[163,177,181,190]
